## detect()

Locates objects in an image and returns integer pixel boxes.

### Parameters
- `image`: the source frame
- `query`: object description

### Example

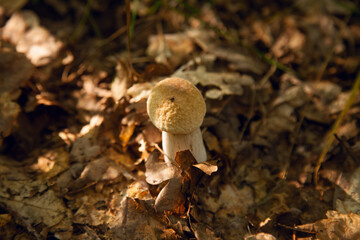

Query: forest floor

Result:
[1,0,360,239]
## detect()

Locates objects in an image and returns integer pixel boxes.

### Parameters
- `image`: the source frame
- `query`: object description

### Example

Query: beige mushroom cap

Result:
[147,77,206,134]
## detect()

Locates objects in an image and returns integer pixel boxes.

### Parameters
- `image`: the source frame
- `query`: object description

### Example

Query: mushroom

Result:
[147,77,207,165]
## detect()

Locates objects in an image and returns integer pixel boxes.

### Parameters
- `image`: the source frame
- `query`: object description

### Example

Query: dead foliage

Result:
[0,0,360,239]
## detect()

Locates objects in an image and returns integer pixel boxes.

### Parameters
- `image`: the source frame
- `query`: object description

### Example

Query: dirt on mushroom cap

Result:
[147,77,206,134]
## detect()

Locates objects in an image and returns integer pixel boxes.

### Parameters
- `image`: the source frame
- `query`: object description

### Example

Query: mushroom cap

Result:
[147,77,206,134]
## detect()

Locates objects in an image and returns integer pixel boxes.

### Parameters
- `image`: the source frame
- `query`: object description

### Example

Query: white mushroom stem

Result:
[162,128,207,165]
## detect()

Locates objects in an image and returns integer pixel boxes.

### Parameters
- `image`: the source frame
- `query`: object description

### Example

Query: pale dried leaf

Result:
[147,33,195,68]
[191,222,219,240]
[145,150,177,185]
[1,10,39,44]
[31,148,70,179]
[174,66,254,99]
[67,158,124,193]
[16,25,63,66]
[273,85,308,108]
[109,197,160,240]
[245,233,277,240]
[107,147,135,170]
[314,211,360,240]
[218,184,254,217]
[127,82,153,103]
[335,166,360,214]
[73,202,106,226]
[1,190,67,227]
[209,45,268,74]
[252,104,297,146]
[111,73,127,101]
[193,160,218,176]
[309,81,342,104]
[126,181,152,200]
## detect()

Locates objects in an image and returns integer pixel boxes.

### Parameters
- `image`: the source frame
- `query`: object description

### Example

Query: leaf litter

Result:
[0,0,360,239]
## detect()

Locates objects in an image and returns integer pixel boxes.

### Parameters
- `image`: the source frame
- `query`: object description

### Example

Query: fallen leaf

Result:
[111,64,128,101]
[244,233,277,240]
[312,211,360,240]
[335,166,360,214]
[70,127,102,163]
[193,160,218,176]
[109,197,161,240]
[108,147,135,170]
[203,131,221,153]
[119,121,136,147]
[0,0,28,15]
[147,32,195,68]
[145,150,177,185]
[67,158,124,193]
[0,214,11,228]
[1,10,39,44]
[0,49,33,143]
[126,82,153,103]
[209,44,268,75]
[174,65,254,100]
[1,190,67,227]
[0,49,33,95]
[251,103,297,146]
[191,222,219,240]
[217,184,254,217]
[126,181,152,200]
[2,11,62,66]
[31,147,70,180]
[154,177,184,213]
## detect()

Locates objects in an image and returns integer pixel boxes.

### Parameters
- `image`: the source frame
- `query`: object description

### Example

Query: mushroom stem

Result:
[162,128,207,165]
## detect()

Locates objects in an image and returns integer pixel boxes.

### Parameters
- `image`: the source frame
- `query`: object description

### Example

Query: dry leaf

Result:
[147,32,195,68]
[0,49,33,142]
[193,160,218,176]
[174,65,254,100]
[0,214,11,228]
[1,10,39,44]
[70,134,101,163]
[203,131,221,153]
[67,158,124,193]
[145,150,177,185]
[209,44,268,74]
[252,103,297,146]
[0,49,33,95]
[126,181,152,200]
[217,184,254,217]
[0,0,28,15]
[191,222,219,240]
[111,66,128,101]
[31,147,70,180]
[272,85,308,108]
[335,166,360,214]
[107,147,135,170]
[16,26,63,66]
[154,177,184,213]
[109,197,160,240]
[311,211,360,240]
[2,11,62,66]
[245,233,277,240]
[1,190,67,227]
